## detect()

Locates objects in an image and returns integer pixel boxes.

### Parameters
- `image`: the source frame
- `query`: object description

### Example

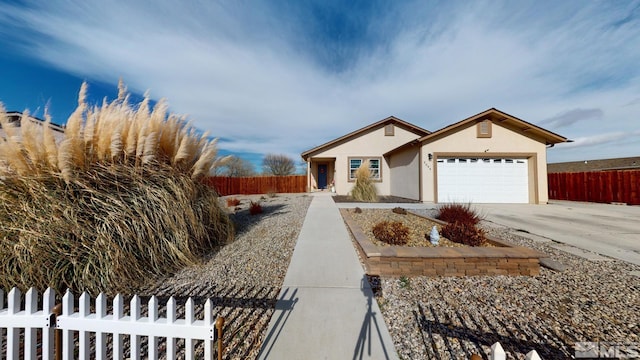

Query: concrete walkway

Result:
[258,193,398,360]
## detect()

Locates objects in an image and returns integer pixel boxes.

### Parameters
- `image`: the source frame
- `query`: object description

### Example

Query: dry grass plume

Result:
[0,81,233,294]
[350,160,378,202]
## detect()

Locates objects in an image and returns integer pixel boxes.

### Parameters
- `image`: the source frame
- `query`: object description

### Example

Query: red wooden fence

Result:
[548,170,640,205]
[204,175,307,196]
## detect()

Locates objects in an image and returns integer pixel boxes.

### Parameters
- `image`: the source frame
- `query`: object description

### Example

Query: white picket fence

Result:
[477,341,542,360]
[0,287,224,360]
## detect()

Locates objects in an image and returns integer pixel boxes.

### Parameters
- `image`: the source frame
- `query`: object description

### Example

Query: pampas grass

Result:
[350,160,378,202]
[0,81,233,294]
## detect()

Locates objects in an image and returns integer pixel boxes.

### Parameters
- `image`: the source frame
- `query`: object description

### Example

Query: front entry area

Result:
[317,164,328,189]
[437,158,529,203]
[306,159,335,192]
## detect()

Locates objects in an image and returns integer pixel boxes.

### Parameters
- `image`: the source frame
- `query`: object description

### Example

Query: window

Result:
[348,157,381,181]
[384,124,394,136]
[477,119,492,138]
[349,159,362,180]
[369,159,380,178]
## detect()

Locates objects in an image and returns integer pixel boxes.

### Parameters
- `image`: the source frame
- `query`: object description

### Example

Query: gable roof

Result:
[417,108,568,145]
[301,116,430,160]
[3,111,66,133]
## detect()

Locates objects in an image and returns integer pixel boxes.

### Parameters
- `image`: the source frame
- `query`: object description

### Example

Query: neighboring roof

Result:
[548,156,640,173]
[417,108,568,145]
[3,111,66,133]
[301,116,430,160]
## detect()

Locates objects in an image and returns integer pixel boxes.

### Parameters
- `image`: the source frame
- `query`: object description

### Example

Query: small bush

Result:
[249,201,263,215]
[441,222,486,246]
[350,160,378,202]
[266,190,277,198]
[436,203,482,226]
[398,276,411,289]
[226,197,241,207]
[392,207,407,215]
[372,221,409,245]
[354,207,362,214]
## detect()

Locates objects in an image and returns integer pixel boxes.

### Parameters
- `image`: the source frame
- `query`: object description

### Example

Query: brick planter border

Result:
[342,210,542,277]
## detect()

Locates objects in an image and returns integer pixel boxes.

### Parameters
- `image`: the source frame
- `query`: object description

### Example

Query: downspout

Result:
[418,147,423,202]
[306,159,311,192]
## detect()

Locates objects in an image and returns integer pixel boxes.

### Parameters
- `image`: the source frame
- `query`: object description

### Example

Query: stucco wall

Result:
[420,122,549,204]
[309,124,422,196]
[389,145,420,200]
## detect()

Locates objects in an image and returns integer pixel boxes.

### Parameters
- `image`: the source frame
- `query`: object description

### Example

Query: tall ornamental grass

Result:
[0,81,233,294]
[350,160,378,202]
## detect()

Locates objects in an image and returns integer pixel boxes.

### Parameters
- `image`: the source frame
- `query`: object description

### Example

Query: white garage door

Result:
[437,158,529,203]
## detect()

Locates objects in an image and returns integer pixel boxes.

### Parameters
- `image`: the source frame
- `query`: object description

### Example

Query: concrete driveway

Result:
[474,201,640,266]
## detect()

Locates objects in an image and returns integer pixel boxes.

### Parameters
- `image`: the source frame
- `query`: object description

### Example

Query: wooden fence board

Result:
[203,175,306,196]
[548,170,640,205]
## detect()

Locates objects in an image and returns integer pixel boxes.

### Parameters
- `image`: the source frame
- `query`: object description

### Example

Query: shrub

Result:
[249,201,263,215]
[354,207,362,214]
[372,221,409,245]
[0,81,234,294]
[226,197,241,207]
[350,160,378,202]
[436,203,482,226]
[441,221,486,247]
[392,207,407,215]
[398,276,411,289]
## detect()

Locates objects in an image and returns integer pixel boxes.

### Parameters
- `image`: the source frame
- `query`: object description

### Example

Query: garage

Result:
[437,158,529,203]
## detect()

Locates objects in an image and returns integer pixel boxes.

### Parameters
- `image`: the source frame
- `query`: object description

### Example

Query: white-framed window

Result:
[369,158,380,179]
[349,158,362,180]
[348,157,382,181]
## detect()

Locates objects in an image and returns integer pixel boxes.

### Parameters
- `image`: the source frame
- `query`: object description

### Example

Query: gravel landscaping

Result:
[138,193,312,359]
[375,209,640,359]
[343,208,488,247]
[127,197,639,359]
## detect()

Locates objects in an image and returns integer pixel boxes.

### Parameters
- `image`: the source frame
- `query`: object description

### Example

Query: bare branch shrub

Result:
[262,153,295,175]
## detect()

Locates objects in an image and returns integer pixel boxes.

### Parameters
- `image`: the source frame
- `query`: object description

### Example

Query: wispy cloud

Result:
[623,97,640,106]
[557,130,640,149]
[540,108,604,128]
[0,0,639,163]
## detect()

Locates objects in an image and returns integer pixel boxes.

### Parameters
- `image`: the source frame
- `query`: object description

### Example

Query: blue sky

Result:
[0,0,639,167]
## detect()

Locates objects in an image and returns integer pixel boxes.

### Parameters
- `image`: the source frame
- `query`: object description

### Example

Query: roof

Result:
[417,108,568,145]
[548,156,640,173]
[3,111,66,133]
[301,116,430,160]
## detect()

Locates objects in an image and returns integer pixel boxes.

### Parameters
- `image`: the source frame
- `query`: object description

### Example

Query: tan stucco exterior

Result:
[418,121,549,204]
[304,121,426,195]
[388,144,421,200]
[301,108,567,203]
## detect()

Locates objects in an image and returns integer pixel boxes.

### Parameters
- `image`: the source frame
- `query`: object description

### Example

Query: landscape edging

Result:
[342,210,543,277]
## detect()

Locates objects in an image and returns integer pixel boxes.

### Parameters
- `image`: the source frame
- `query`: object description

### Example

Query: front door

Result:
[317,164,327,189]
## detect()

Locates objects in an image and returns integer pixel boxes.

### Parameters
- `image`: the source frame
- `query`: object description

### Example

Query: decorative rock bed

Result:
[342,210,543,276]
